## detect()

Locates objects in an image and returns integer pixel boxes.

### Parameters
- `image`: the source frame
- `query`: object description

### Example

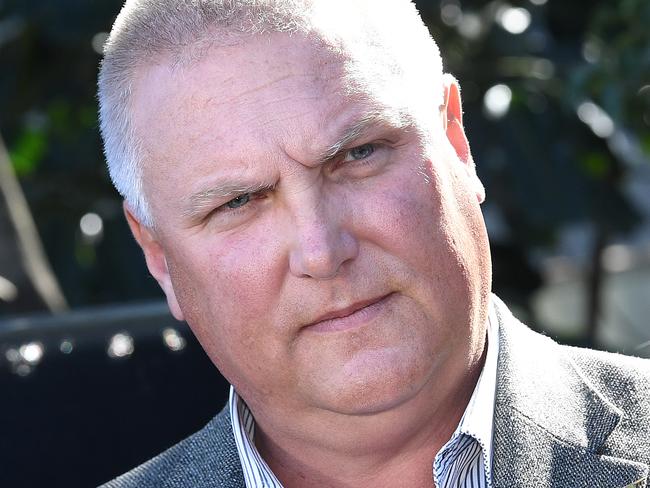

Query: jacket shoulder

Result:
[100,406,244,488]
[565,344,650,406]
[564,345,650,462]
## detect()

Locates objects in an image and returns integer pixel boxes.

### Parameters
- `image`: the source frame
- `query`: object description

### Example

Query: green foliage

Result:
[570,0,650,139]
[9,126,47,176]
[581,152,610,179]
[0,0,163,310]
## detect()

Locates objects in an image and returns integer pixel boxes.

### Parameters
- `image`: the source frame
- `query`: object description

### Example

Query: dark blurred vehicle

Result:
[0,302,230,488]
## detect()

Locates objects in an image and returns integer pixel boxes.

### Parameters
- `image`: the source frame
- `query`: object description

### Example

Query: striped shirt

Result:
[230,303,499,488]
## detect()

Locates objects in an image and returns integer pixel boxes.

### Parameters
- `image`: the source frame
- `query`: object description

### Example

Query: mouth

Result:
[305,293,394,333]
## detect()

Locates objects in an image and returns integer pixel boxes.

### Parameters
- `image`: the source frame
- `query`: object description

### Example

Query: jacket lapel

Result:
[204,406,246,488]
[490,296,648,488]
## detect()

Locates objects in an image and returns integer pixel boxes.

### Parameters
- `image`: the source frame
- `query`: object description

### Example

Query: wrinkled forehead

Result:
[160,27,411,108]
[131,28,438,149]
[130,32,413,175]
[130,32,360,140]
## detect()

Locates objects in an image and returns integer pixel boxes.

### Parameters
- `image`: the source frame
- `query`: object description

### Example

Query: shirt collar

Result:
[453,299,500,481]
[229,388,282,487]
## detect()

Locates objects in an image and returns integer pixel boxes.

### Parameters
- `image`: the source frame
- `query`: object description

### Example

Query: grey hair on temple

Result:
[97,0,443,227]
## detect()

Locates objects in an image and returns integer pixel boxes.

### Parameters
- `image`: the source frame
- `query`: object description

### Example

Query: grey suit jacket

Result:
[102,297,650,487]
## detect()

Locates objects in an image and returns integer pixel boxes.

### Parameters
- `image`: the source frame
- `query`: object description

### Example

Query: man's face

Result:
[130,33,491,421]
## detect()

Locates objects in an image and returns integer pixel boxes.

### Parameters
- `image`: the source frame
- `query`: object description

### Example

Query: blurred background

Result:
[1,0,649,486]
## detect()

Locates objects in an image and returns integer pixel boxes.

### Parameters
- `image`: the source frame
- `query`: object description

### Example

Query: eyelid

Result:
[340,142,381,162]
[212,187,272,216]
[217,192,252,211]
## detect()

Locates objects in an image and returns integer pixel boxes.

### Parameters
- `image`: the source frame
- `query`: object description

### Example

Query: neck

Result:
[253,346,487,488]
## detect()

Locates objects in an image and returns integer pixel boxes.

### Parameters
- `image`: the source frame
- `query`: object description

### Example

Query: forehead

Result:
[133,33,368,157]
[132,32,410,175]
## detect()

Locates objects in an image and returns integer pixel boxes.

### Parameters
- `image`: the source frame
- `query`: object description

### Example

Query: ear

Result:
[123,202,185,321]
[441,74,485,203]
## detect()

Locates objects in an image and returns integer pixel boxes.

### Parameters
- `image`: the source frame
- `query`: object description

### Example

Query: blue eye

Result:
[226,193,251,209]
[347,144,375,161]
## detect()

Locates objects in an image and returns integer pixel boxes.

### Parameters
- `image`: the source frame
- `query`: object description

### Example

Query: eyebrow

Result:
[183,181,274,221]
[314,108,413,165]
[182,108,413,221]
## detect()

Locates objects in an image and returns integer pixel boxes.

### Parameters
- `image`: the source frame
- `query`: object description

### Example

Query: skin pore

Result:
[125,30,491,487]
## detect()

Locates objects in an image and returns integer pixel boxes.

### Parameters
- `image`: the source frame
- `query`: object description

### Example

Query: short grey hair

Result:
[98,0,443,227]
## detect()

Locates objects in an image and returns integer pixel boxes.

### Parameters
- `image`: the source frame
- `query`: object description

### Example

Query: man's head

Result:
[98,0,491,440]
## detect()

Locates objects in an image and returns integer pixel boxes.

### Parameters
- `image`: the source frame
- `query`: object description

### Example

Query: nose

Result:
[288,195,359,280]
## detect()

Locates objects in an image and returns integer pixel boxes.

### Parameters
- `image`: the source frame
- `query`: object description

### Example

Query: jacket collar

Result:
[490,295,648,488]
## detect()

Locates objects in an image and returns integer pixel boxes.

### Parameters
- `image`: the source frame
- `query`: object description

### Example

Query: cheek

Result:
[354,161,486,305]
[354,167,449,269]
[165,229,290,390]
[166,224,286,337]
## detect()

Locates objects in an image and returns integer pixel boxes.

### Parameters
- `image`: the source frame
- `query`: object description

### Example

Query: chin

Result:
[311,346,437,416]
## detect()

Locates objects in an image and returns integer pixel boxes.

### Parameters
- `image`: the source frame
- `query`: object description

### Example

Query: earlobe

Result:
[441,74,485,204]
[123,202,185,321]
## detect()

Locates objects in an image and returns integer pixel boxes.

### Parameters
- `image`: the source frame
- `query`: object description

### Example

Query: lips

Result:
[305,293,393,333]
